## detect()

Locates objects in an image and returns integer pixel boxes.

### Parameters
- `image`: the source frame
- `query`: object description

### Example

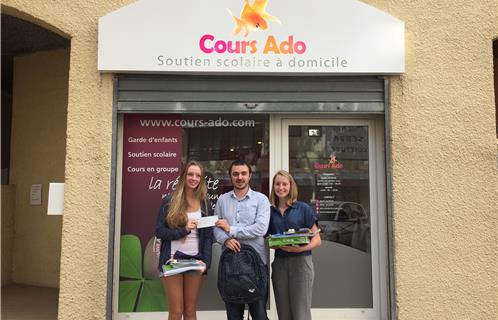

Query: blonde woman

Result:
[155,160,213,320]
[268,170,321,320]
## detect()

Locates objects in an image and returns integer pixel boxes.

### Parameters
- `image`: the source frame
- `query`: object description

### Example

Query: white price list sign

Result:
[30,184,42,205]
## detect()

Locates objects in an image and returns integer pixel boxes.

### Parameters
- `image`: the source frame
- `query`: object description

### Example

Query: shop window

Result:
[117,113,269,312]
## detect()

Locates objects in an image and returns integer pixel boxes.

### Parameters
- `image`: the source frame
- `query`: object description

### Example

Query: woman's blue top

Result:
[268,201,317,258]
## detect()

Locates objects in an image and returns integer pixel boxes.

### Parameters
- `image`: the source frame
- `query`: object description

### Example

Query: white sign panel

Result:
[47,183,64,215]
[98,0,404,74]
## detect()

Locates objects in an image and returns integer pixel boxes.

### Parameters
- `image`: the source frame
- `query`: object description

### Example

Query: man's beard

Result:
[233,182,247,190]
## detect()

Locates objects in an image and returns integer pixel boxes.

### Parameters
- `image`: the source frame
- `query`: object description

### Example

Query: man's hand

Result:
[224,238,241,252]
[215,219,231,233]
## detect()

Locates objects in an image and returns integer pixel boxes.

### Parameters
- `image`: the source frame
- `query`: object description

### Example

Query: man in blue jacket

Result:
[214,159,271,320]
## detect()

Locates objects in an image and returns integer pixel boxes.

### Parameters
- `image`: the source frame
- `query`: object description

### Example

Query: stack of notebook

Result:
[162,259,205,276]
[267,228,319,247]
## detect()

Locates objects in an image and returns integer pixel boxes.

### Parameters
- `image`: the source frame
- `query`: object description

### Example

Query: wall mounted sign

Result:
[98,0,405,74]
[47,183,64,215]
[121,114,182,251]
[30,184,42,205]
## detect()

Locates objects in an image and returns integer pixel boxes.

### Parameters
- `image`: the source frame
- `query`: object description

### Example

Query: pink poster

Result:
[121,114,182,250]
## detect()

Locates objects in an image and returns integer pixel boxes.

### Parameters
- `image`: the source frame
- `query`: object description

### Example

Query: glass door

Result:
[270,116,388,320]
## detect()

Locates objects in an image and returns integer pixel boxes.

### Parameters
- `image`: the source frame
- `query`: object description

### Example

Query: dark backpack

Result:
[218,244,268,304]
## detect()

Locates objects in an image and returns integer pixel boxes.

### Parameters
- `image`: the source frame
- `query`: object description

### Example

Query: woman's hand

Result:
[196,260,206,274]
[280,245,304,253]
[185,219,198,232]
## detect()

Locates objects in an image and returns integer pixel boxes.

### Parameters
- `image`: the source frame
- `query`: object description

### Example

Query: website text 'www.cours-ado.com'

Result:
[139,118,256,128]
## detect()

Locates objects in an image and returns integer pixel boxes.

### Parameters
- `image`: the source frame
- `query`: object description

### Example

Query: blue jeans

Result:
[225,298,268,320]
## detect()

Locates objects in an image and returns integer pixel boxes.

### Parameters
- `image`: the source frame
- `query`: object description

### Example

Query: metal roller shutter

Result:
[116,75,385,113]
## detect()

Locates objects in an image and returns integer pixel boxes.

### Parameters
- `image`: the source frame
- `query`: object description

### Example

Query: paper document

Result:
[197,216,218,228]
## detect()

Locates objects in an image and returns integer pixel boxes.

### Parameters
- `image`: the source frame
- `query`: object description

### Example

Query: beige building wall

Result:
[2,1,127,318]
[382,2,498,319]
[8,49,69,288]
[2,0,497,319]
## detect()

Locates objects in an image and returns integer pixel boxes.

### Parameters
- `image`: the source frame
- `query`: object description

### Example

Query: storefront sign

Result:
[121,114,183,252]
[314,155,344,170]
[98,0,404,74]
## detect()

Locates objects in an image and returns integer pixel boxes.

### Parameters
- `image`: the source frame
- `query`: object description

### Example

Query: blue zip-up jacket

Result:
[155,195,214,273]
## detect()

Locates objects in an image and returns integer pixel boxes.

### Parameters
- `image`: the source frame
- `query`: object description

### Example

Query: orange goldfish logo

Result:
[227,0,281,37]
[328,155,339,166]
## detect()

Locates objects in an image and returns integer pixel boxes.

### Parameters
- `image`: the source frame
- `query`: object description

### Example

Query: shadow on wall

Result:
[1,11,71,290]
[1,185,16,286]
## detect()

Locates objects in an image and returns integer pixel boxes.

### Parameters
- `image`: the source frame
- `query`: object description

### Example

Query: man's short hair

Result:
[228,159,252,175]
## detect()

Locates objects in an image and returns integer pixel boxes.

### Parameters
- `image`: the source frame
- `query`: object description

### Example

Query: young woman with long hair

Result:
[155,160,214,320]
[268,170,321,320]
